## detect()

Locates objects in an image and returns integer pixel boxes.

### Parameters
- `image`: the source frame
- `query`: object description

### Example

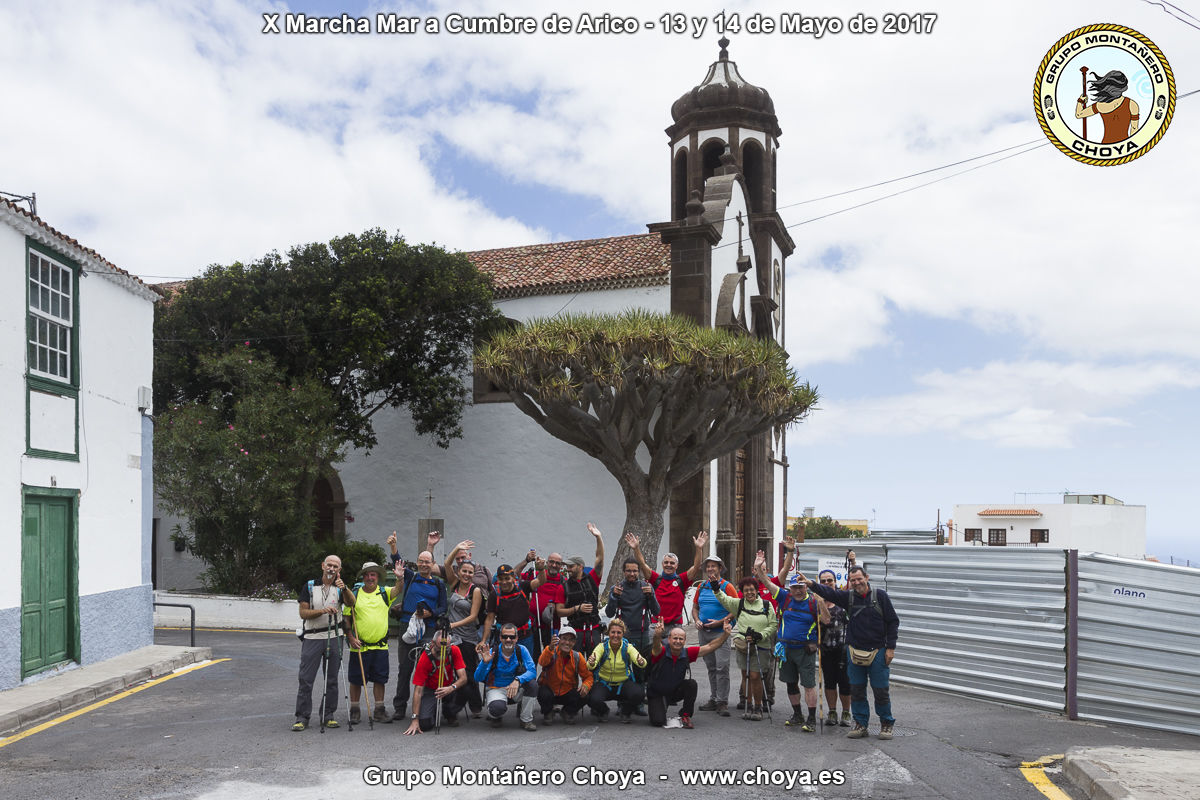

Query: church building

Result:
[331,39,793,578]
[153,40,794,586]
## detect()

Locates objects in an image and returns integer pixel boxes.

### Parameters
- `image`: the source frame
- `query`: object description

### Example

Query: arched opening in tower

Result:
[742,141,765,213]
[672,149,689,220]
[701,139,725,184]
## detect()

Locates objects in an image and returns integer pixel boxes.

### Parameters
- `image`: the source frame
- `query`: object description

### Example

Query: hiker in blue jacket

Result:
[387,531,448,720]
[475,622,539,731]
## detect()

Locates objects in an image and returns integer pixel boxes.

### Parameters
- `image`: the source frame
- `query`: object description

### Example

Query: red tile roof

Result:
[465,233,670,298]
[977,508,1043,517]
[2,198,157,301]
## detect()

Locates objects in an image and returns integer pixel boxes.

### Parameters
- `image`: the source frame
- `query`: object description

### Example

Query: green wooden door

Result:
[21,494,75,677]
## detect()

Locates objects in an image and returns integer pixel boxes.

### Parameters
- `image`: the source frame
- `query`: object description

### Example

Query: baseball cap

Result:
[557,625,577,638]
[496,564,515,577]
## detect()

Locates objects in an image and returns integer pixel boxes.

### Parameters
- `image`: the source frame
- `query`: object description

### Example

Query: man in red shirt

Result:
[518,550,567,654]
[404,630,468,734]
[626,530,709,630]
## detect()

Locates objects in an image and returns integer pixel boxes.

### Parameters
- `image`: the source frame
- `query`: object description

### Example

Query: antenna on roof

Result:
[0,190,36,216]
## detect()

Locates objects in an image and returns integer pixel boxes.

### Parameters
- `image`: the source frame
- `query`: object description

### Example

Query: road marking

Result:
[0,658,230,750]
[1019,755,1072,800]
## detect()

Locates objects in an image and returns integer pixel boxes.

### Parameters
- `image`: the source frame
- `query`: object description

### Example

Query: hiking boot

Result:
[785,710,804,727]
[291,719,307,732]
[681,713,694,729]
[542,711,554,726]
[716,702,731,717]
[349,706,361,725]
[634,703,648,717]
[698,699,719,712]
[620,712,632,724]
[840,710,852,727]
[878,722,894,740]
[748,707,763,721]
[827,710,838,727]
[596,713,609,723]
[846,724,869,739]
[373,707,392,724]
[801,719,815,733]
[490,717,503,728]
[323,719,339,729]
[521,720,537,732]
[563,712,577,725]
[445,715,459,727]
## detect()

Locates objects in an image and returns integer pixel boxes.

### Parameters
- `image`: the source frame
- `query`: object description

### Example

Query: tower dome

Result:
[668,37,782,139]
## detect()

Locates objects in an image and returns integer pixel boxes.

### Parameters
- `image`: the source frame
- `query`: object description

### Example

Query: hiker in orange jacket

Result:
[536,626,593,725]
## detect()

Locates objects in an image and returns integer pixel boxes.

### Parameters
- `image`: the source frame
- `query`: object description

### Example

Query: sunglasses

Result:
[500,635,517,640]
[547,560,564,566]
[821,579,835,584]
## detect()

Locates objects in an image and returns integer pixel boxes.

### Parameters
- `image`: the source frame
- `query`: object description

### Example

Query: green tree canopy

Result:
[154,228,504,451]
[478,310,817,586]
[155,349,344,594]
[790,515,866,540]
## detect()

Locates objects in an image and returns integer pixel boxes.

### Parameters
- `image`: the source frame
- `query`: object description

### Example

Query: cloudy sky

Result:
[4,0,1197,561]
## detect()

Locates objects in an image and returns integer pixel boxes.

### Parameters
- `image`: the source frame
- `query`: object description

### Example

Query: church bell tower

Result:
[652,38,794,580]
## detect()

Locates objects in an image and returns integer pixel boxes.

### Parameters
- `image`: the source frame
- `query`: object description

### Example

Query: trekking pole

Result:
[435,640,445,734]
[353,614,373,731]
[341,625,353,732]
[757,643,772,722]
[817,618,825,735]
[320,611,333,733]
[744,632,752,718]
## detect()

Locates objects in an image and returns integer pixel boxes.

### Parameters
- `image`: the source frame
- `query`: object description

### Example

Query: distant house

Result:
[950,494,1146,558]
[1,199,158,689]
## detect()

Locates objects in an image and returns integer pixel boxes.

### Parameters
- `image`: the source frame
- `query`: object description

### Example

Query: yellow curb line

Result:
[0,658,230,750]
[1019,754,1072,800]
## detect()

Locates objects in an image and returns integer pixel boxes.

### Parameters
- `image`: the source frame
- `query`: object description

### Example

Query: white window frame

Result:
[28,249,74,383]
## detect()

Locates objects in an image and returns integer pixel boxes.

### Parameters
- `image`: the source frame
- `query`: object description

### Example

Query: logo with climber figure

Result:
[1034,24,1175,165]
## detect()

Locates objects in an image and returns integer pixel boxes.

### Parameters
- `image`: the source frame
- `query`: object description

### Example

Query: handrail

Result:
[153,602,197,647]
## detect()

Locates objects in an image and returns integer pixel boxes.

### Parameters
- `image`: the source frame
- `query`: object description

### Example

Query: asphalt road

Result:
[1,628,1197,799]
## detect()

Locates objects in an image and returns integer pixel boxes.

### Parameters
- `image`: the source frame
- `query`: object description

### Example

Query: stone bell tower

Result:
[652,38,794,577]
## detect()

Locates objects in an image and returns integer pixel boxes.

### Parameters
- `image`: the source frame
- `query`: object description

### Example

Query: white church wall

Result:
[497,284,668,322]
[337,285,673,571]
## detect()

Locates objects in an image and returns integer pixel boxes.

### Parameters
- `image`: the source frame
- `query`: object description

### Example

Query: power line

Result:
[1138,0,1200,31]
[133,90,1197,282]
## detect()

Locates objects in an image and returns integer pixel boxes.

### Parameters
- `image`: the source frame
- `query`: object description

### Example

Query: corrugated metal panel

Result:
[871,529,940,543]
[885,546,1067,711]
[1075,554,1200,736]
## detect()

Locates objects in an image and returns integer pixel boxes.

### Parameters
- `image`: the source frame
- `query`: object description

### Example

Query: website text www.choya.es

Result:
[363,764,847,790]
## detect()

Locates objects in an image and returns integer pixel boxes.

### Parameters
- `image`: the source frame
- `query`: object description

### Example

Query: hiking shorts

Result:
[349,648,389,686]
[778,645,817,689]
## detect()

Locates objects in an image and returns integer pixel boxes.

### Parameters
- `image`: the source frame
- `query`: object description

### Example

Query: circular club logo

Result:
[1035,24,1175,165]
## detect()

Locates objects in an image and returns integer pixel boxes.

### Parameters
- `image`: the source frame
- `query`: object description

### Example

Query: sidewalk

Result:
[0,644,211,738]
[1065,746,1200,800]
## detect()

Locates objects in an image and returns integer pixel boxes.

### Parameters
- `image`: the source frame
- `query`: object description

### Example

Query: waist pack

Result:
[848,645,879,666]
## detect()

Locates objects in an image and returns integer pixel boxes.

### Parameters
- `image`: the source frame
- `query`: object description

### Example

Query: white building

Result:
[1,199,158,690]
[950,494,1146,558]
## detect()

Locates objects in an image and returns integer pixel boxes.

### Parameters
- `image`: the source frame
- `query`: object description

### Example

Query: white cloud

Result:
[797,361,1200,447]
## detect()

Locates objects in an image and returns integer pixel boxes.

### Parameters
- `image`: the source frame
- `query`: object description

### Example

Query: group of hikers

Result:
[293,524,900,740]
